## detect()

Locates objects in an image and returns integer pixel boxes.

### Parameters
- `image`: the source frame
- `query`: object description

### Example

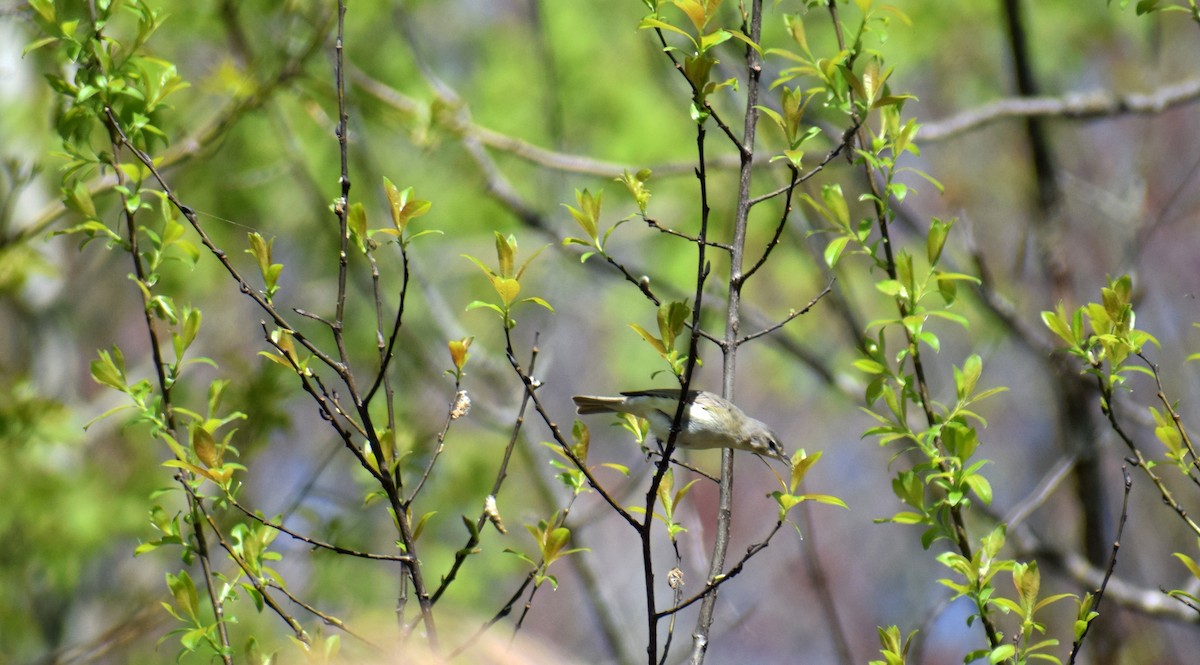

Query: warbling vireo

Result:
[572,389,788,465]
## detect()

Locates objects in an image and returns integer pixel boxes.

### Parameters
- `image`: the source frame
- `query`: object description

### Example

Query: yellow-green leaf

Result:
[494,277,520,306]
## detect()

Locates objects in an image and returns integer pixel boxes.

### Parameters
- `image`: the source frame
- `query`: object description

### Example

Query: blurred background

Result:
[2,1,1200,663]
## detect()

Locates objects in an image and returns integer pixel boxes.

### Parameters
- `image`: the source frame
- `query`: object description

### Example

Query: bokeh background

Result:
[3,1,1200,663]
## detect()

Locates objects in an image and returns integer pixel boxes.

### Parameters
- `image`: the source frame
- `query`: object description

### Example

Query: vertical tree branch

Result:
[827,0,1004,648]
[103,108,234,665]
[643,119,711,665]
[690,2,764,663]
[331,0,355,383]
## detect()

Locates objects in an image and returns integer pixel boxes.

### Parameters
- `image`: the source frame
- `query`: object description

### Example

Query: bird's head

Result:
[745,422,789,466]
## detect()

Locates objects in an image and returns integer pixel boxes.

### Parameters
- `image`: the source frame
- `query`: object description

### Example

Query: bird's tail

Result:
[572,395,627,415]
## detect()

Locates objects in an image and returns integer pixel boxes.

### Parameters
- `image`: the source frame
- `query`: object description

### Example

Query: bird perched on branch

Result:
[572,389,788,465]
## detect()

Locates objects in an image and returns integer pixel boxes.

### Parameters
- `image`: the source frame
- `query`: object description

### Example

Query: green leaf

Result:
[29,0,55,23]
[495,232,516,277]
[347,201,367,251]
[515,243,550,281]
[166,570,201,622]
[191,424,219,468]
[522,296,554,312]
[657,300,690,349]
[412,511,436,541]
[466,301,504,316]
[789,449,823,490]
[956,354,982,400]
[63,180,98,219]
[988,644,1016,663]
[820,184,850,227]
[887,511,926,524]
[629,323,667,354]
[90,347,127,392]
[448,336,473,372]
[565,188,601,241]
[246,232,273,276]
[801,493,849,508]
[852,358,887,375]
[757,105,786,133]
[699,29,733,51]
[724,28,763,54]
[1174,552,1200,581]
[383,177,431,233]
[876,279,905,298]
[964,473,992,505]
[462,253,494,278]
[824,235,851,267]
[494,277,520,306]
[638,18,698,51]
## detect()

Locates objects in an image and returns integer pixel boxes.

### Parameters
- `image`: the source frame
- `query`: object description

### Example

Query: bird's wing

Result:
[619,388,698,401]
[572,395,627,414]
[617,390,705,425]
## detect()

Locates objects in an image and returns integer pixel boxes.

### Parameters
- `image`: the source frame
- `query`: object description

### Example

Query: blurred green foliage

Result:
[3,0,1200,663]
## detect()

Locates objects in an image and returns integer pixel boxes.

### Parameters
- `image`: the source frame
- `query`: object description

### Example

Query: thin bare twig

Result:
[643,216,733,250]
[737,279,834,345]
[503,333,640,529]
[660,521,784,619]
[266,580,379,649]
[227,498,412,562]
[405,379,466,503]
[1069,464,1132,663]
[445,574,535,659]
[187,480,312,647]
[1140,352,1200,488]
[746,118,863,209]
[647,25,747,157]
[428,342,540,606]
[1094,372,1200,538]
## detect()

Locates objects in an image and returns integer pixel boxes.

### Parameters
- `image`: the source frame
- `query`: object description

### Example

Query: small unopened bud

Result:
[484,494,507,534]
[638,275,654,299]
[668,567,684,590]
[450,390,470,420]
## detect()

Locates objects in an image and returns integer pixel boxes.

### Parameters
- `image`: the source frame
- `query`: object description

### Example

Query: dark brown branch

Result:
[1069,464,1132,663]
[227,498,412,562]
[646,28,746,156]
[746,118,862,209]
[643,216,733,250]
[658,521,784,619]
[1093,372,1200,537]
[737,280,834,345]
[405,379,466,504]
[428,342,540,606]
[363,241,412,407]
[103,107,235,665]
[187,480,312,647]
[826,0,1005,648]
[503,335,640,529]
[266,580,378,649]
[445,574,535,659]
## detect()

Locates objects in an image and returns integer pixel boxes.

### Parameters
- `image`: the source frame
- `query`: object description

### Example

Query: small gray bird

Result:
[572,389,788,464]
